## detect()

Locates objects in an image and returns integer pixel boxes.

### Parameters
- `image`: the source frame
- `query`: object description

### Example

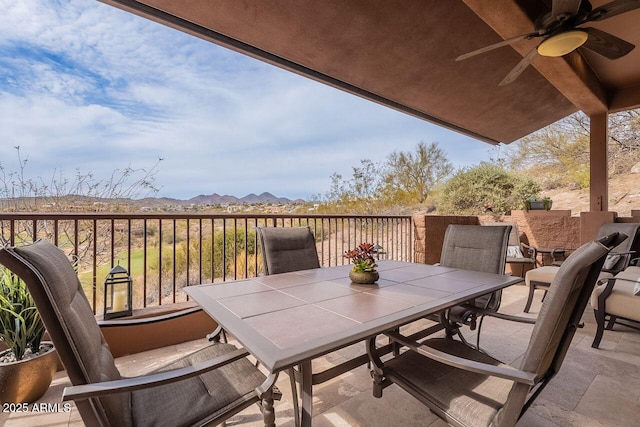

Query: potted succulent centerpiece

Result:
[344,243,379,284]
[0,269,57,404]
[525,196,553,211]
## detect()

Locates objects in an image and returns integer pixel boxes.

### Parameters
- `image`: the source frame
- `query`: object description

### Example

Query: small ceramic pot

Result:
[349,270,379,284]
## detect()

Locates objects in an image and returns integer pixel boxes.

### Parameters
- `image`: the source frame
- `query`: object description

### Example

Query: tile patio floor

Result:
[2,283,639,426]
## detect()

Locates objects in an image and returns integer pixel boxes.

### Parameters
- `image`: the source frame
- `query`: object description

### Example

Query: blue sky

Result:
[0,0,497,200]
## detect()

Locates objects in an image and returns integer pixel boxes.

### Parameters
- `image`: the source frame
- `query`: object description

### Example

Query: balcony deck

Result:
[2,283,639,427]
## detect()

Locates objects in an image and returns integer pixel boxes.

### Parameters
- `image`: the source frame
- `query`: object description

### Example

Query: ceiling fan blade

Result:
[552,0,583,19]
[581,27,635,58]
[455,32,538,61]
[585,0,640,22]
[499,48,538,86]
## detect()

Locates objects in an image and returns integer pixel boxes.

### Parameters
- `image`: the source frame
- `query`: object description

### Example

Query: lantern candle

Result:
[113,290,127,312]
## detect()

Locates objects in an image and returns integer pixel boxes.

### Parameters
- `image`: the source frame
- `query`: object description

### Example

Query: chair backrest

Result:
[0,240,130,427]
[257,226,320,275]
[495,234,614,425]
[483,221,530,262]
[506,222,521,248]
[597,223,640,273]
[440,225,511,310]
[440,224,510,274]
[484,221,521,247]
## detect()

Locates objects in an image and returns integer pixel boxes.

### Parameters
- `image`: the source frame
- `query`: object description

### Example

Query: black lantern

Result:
[104,263,132,319]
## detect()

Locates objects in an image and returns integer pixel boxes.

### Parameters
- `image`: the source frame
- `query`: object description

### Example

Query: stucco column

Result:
[589,112,608,212]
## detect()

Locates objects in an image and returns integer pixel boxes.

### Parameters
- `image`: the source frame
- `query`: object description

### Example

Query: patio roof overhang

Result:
[100,0,640,209]
[100,0,640,144]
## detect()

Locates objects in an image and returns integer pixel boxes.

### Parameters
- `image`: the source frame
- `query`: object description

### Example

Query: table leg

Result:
[288,367,300,427]
[301,361,313,427]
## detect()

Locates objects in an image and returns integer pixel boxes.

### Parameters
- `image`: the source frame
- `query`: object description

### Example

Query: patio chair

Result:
[367,233,616,427]
[483,222,540,275]
[523,222,640,313]
[0,239,281,427]
[257,226,320,274]
[256,226,321,427]
[436,224,511,346]
[590,265,640,348]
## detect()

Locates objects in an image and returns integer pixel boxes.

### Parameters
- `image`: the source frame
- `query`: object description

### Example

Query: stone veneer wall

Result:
[413,215,480,264]
[413,211,581,276]
[487,210,580,251]
[414,210,640,276]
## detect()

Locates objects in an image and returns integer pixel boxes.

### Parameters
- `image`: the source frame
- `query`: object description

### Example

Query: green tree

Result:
[505,109,640,189]
[322,159,385,213]
[438,163,539,215]
[505,120,589,189]
[383,142,453,204]
[321,142,453,213]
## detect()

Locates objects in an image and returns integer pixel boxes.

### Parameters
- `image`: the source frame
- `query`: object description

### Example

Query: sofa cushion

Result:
[525,266,558,288]
[590,267,640,321]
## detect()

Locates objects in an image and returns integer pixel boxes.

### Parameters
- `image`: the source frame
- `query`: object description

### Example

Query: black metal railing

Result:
[0,213,413,313]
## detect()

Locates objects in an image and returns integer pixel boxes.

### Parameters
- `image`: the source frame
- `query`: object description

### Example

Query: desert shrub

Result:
[153,228,257,284]
[437,163,540,215]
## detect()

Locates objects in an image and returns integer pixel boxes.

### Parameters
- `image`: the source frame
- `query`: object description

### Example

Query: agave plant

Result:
[0,269,45,361]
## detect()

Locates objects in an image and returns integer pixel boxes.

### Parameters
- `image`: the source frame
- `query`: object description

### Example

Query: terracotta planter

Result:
[0,342,57,403]
[349,270,379,284]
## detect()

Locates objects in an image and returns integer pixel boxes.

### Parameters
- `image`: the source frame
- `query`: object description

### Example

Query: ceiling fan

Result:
[456,0,640,86]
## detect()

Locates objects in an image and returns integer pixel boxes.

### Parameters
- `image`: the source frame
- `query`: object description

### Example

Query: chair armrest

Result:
[98,307,202,327]
[384,331,537,385]
[524,243,567,264]
[63,347,248,401]
[605,276,638,284]
[549,248,566,264]
[520,242,537,260]
[593,274,640,311]
[609,251,635,256]
[472,308,537,324]
[456,302,532,323]
[599,276,640,289]
[595,277,619,316]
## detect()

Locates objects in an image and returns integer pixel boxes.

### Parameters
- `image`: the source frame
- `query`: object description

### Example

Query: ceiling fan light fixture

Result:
[537,30,588,57]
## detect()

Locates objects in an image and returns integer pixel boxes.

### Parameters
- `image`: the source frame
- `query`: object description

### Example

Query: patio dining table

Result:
[185,260,522,426]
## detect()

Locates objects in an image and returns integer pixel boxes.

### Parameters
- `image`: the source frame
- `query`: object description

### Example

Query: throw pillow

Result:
[603,254,621,271]
[507,245,524,259]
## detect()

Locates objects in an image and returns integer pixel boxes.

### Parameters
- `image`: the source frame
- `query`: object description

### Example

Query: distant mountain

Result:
[0,192,304,210]
[186,192,297,205]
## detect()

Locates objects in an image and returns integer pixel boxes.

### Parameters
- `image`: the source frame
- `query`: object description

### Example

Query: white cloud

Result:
[0,0,493,200]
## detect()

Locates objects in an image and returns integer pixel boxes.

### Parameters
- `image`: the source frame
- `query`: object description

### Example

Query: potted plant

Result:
[525,196,552,211]
[0,268,57,404]
[344,243,379,284]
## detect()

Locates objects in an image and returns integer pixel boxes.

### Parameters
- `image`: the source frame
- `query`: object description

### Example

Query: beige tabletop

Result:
[185,260,522,372]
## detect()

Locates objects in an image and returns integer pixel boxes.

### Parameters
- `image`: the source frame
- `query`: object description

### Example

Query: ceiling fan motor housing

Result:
[538,30,589,57]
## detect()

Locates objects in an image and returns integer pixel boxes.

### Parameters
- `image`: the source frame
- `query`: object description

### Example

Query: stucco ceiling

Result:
[100,0,640,145]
